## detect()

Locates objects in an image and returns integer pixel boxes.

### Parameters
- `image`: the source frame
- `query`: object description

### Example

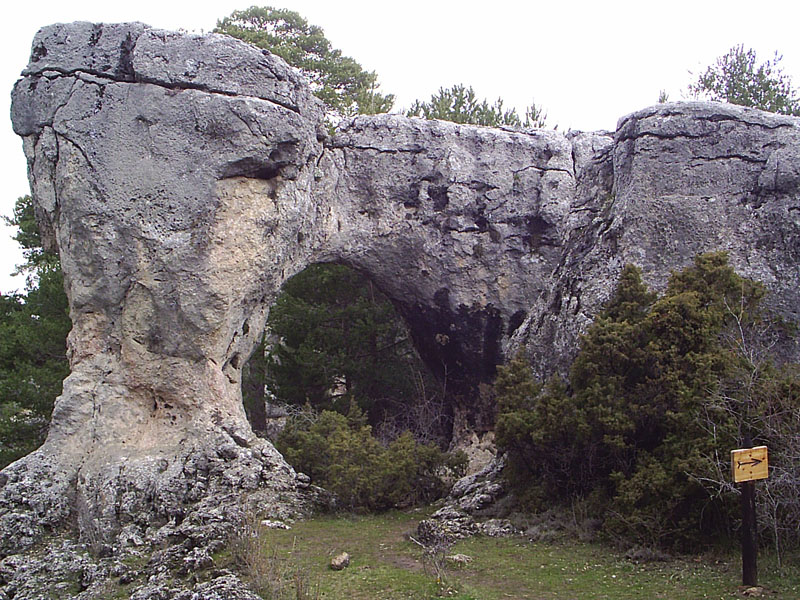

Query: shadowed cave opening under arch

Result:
[240,262,466,447]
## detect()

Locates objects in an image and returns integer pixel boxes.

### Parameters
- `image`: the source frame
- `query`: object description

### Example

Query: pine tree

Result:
[689,45,800,116]
[215,6,394,119]
[0,196,70,468]
[266,264,434,430]
[407,84,547,128]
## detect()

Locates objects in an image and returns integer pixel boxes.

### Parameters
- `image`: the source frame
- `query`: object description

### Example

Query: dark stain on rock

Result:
[89,24,103,47]
[221,157,282,181]
[524,215,556,248]
[399,297,504,417]
[429,185,449,211]
[30,42,47,63]
[403,182,422,208]
[434,287,450,309]
[507,309,527,335]
[117,32,137,81]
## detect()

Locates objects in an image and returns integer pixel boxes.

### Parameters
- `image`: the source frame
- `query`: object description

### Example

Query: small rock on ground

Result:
[330,552,350,571]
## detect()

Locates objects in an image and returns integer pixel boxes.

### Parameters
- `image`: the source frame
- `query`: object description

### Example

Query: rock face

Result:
[513,103,800,375]
[4,20,800,571]
[5,21,326,560]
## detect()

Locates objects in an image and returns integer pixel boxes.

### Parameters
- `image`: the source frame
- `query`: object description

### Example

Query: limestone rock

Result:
[319,115,589,393]
[446,553,473,566]
[329,551,350,571]
[260,519,291,529]
[21,21,148,82]
[511,102,800,375]
[6,21,326,560]
[420,456,511,540]
[448,455,506,514]
[476,519,519,537]
[132,28,323,119]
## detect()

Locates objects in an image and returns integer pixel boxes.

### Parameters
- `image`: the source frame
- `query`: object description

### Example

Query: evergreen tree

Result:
[689,45,800,116]
[215,6,394,118]
[266,264,437,431]
[495,254,795,548]
[0,196,70,468]
[407,84,547,128]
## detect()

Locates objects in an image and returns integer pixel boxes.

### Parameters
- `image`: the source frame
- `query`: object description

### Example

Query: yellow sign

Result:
[731,446,769,483]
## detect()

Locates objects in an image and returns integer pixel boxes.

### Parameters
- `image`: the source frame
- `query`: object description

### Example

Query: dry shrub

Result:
[231,513,319,600]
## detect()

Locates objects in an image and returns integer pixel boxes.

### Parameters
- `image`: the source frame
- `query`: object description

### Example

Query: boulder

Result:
[329,552,350,571]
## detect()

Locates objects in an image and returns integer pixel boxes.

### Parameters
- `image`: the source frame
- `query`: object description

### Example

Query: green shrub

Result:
[496,253,798,550]
[277,404,466,511]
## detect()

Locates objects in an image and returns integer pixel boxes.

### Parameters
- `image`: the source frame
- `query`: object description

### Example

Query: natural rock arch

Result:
[3,22,800,554]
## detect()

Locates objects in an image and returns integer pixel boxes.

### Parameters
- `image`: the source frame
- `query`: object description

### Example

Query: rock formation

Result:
[3,21,800,594]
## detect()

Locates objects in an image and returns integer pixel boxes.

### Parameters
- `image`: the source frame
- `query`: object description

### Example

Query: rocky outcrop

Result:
[416,456,515,542]
[6,23,327,567]
[4,21,800,596]
[513,103,800,375]
[317,116,611,390]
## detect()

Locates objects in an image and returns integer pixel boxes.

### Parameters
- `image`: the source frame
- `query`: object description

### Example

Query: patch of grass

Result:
[241,510,456,599]
[450,536,800,599]
[231,513,322,599]
[231,510,800,599]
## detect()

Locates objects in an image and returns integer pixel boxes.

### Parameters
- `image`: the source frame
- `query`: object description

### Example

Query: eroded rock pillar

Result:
[3,22,328,552]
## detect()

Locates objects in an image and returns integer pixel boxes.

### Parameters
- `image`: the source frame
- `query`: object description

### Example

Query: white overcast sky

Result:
[2,0,799,294]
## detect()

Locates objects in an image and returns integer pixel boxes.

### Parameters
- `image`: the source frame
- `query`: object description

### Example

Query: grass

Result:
[451,536,799,599]
[223,510,800,600]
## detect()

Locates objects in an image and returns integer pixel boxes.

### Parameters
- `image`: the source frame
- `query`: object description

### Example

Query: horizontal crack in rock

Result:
[24,68,303,115]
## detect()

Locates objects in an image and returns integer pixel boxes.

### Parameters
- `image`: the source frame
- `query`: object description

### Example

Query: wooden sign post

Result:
[731,446,768,587]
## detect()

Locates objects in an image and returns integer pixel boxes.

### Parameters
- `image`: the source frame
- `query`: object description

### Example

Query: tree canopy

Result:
[407,84,547,128]
[0,196,70,468]
[264,264,447,441]
[688,45,800,116]
[215,6,394,118]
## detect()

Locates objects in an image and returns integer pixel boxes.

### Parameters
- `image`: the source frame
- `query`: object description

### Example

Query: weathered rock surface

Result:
[513,102,800,375]
[8,19,325,547]
[4,20,800,597]
[418,455,516,541]
[329,551,350,571]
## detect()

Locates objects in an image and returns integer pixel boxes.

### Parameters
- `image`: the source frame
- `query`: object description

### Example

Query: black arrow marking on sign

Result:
[737,458,763,468]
